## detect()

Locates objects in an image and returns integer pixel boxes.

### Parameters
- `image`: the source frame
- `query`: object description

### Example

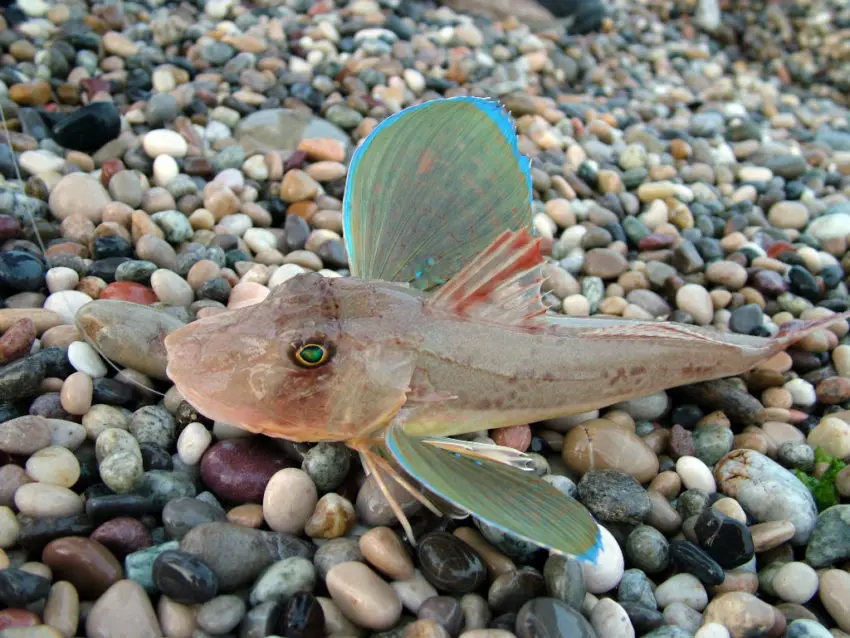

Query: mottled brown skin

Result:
[164,272,849,442]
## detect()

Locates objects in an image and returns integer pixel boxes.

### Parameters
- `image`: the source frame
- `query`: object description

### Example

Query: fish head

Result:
[164,272,416,442]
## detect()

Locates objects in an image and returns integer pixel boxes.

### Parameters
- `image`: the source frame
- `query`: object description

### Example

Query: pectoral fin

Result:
[384,424,602,562]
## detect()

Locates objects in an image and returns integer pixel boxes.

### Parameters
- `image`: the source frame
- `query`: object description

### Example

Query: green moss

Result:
[794,448,847,512]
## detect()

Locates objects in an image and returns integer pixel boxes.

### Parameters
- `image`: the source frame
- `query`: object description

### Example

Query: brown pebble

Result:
[816,377,850,404]
[42,537,123,600]
[648,471,681,498]
[59,372,93,416]
[305,493,356,539]
[702,592,776,637]
[0,416,52,455]
[359,526,415,581]
[0,465,32,507]
[562,418,659,483]
[226,503,264,528]
[325,562,402,631]
[0,318,36,365]
[0,309,62,333]
[646,490,682,535]
[453,527,516,579]
[403,619,451,638]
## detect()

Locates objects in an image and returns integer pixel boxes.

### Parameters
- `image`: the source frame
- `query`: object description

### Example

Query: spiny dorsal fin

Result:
[425,229,547,326]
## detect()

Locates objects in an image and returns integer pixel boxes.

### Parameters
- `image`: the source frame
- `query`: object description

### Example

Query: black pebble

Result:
[50,102,122,152]
[669,540,725,585]
[417,532,487,595]
[693,508,754,569]
[788,265,820,300]
[30,347,73,379]
[85,494,161,524]
[619,602,665,634]
[92,235,133,260]
[92,377,134,405]
[88,257,131,283]
[670,404,704,429]
[0,355,46,401]
[140,443,174,472]
[16,514,94,553]
[197,277,231,304]
[0,568,51,607]
[152,550,219,604]
[0,250,46,292]
[273,592,325,638]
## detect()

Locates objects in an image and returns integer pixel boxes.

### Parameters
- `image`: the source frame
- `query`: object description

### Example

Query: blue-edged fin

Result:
[384,424,603,563]
[343,96,533,290]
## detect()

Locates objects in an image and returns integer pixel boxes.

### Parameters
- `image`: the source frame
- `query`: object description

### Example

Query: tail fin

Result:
[774,310,850,348]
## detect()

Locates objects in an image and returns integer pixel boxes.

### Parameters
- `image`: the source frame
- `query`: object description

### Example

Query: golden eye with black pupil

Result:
[293,343,330,368]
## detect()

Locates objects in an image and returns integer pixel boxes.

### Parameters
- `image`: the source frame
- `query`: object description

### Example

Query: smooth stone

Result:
[669,540,725,586]
[43,580,79,638]
[806,505,850,568]
[515,597,596,638]
[0,568,50,607]
[152,549,219,604]
[263,467,317,534]
[179,522,313,591]
[276,591,325,638]
[162,497,226,540]
[48,173,111,223]
[543,554,587,609]
[201,438,289,504]
[417,532,486,595]
[819,569,850,633]
[0,251,46,292]
[325,561,402,631]
[313,537,363,580]
[359,526,414,581]
[124,540,179,593]
[624,524,669,574]
[86,579,162,638]
[786,619,832,638]
[591,597,635,638]
[655,573,708,611]
[702,592,777,638]
[51,102,121,152]
[563,419,659,483]
[618,569,657,609]
[715,449,818,544]
[577,470,652,525]
[391,569,439,614]
[693,508,754,569]
[196,595,246,635]
[90,516,153,558]
[488,567,545,614]
[75,300,185,380]
[580,525,624,594]
[772,561,819,604]
[15,483,83,518]
[419,596,464,635]
[249,556,315,605]
[42,536,123,599]
[0,416,52,455]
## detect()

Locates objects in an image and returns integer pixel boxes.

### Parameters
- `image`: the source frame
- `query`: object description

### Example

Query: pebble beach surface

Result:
[1,0,850,636]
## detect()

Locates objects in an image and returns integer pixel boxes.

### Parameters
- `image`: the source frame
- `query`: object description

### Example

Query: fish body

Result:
[162,96,850,562]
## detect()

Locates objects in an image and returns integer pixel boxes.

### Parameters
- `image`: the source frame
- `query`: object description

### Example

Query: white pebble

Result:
[176,421,213,466]
[676,456,716,492]
[694,623,731,638]
[25,446,81,488]
[654,573,708,611]
[45,266,80,293]
[785,378,817,407]
[268,263,307,289]
[580,525,624,594]
[143,129,188,158]
[153,154,179,187]
[243,155,269,181]
[263,468,318,534]
[46,418,86,450]
[390,569,438,614]
[151,269,195,307]
[243,228,278,253]
[67,341,107,378]
[590,598,634,638]
[43,290,93,324]
[772,561,819,604]
[0,506,20,549]
[14,483,83,517]
[833,344,850,378]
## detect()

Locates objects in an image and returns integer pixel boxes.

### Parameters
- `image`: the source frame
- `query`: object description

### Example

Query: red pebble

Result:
[491,424,532,452]
[638,233,677,251]
[0,215,21,240]
[99,281,158,305]
[767,241,795,259]
[81,77,110,99]
[0,609,40,629]
[99,159,126,188]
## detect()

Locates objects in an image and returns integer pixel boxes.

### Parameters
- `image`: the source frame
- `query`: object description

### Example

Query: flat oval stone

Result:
[42,536,123,599]
[417,532,486,595]
[0,416,52,455]
[325,561,401,631]
[516,597,596,638]
[152,549,219,604]
[201,439,290,504]
[90,516,153,558]
[563,419,659,483]
[162,496,226,540]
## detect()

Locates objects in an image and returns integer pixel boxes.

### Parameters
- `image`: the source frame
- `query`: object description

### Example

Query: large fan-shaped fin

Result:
[384,424,602,562]
[343,96,533,290]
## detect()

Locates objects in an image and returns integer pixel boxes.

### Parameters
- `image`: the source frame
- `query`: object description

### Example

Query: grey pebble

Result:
[786,619,833,638]
[313,537,363,580]
[196,595,246,635]
[130,405,177,449]
[488,567,545,614]
[132,470,197,508]
[618,569,657,609]
[692,424,734,466]
[152,210,194,244]
[301,443,351,492]
[577,469,651,525]
[543,554,586,609]
[625,525,670,574]
[249,556,316,606]
[805,504,850,568]
[162,496,227,541]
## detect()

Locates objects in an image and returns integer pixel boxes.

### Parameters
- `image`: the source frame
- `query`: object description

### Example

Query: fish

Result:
[164,96,850,563]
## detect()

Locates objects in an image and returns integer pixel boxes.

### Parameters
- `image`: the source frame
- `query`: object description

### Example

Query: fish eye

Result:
[293,343,331,368]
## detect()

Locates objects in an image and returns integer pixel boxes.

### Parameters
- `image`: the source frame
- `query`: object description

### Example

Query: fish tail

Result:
[774,309,850,348]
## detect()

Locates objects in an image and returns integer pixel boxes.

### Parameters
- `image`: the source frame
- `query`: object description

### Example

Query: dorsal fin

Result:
[425,229,547,326]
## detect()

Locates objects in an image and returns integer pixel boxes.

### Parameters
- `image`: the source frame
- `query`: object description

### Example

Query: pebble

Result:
[86,580,161,638]
[263,468,318,534]
[325,561,402,631]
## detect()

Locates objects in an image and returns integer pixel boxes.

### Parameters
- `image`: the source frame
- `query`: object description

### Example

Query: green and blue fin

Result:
[384,423,603,563]
[342,96,534,290]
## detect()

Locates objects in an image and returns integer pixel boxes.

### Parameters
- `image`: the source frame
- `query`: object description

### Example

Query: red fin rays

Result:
[426,229,548,326]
